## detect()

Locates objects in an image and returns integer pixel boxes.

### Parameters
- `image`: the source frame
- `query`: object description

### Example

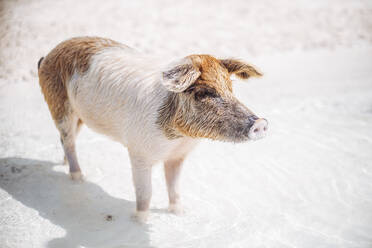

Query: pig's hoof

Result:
[132,211,149,223]
[62,156,67,165]
[168,203,184,215]
[70,171,84,181]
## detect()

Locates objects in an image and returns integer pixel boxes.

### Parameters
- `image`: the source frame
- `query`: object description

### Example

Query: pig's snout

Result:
[248,118,268,140]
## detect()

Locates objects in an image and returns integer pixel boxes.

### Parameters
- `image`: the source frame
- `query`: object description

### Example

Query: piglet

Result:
[38,37,268,222]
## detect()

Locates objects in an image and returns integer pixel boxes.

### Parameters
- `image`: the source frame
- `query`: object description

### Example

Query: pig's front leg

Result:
[164,158,184,215]
[129,153,153,222]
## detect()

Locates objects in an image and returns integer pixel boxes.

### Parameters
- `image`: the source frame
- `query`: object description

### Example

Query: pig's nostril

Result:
[248,118,268,140]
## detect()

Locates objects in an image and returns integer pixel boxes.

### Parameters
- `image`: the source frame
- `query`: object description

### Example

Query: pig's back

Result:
[66,44,169,148]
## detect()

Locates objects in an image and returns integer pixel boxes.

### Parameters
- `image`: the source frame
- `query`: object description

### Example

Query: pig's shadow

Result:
[0,157,153,248]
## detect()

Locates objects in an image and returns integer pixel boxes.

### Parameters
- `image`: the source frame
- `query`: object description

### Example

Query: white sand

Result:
[1,1,372,247]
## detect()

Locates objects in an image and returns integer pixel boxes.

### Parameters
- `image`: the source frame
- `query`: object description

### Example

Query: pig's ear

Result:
[220,59,263,79]
[162,58,201,92]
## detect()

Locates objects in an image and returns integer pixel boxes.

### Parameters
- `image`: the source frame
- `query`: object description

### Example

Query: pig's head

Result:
[157,55,268,142]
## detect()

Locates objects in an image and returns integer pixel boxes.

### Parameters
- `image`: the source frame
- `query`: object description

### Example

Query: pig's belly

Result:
[69,91,129,144]
[80,110,125,143]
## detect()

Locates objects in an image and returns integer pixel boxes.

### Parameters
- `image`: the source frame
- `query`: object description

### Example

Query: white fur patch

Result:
[66,47,197,162]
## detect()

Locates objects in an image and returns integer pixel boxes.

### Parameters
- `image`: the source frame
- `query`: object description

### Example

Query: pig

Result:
[37,37,268,222]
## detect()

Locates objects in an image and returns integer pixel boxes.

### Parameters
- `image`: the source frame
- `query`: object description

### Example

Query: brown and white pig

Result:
[38,37,268,222]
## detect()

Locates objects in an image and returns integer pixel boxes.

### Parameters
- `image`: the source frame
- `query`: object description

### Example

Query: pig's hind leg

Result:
[58,113,84,181]
[38,56,84,181]
[62,119,83,165]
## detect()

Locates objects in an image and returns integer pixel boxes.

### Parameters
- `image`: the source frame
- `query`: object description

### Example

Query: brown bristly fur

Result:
[188,55,233,95]
[38,37,123,122]
[158,55,230,139]
[220,59,263,79]
[157,55,260,141]
[158,55,233,139]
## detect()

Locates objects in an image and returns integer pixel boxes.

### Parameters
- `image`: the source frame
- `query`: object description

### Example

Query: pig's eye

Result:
[194,87,218,101]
